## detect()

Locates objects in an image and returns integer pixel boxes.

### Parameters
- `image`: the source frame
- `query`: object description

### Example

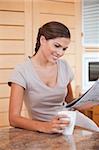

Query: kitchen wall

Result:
[0,0,82,127]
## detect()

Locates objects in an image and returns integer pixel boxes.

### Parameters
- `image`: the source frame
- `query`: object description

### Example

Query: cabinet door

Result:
[0,0,32,127]
[32,0,82,95]
[93,106,99,126]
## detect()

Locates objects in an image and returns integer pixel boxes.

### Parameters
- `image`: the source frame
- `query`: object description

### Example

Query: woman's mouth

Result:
[52,55,58,60]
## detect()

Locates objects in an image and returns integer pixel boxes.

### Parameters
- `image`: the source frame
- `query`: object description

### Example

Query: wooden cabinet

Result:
[0,0,32,127]
[84,106,99,126]
[93,106,99,126]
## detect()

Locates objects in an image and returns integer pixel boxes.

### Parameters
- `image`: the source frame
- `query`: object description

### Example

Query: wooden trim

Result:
[24,0,33,57]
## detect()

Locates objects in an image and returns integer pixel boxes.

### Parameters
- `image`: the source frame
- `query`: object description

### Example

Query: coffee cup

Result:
[57,110,76,135]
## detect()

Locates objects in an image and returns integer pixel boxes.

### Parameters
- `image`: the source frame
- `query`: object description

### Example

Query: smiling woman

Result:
[8,21,75,134]
[38,36,70,64]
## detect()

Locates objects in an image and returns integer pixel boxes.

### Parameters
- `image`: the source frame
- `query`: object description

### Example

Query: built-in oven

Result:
[82,52,99,92]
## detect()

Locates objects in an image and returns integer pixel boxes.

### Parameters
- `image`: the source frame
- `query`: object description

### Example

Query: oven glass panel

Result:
[89,62,99,81]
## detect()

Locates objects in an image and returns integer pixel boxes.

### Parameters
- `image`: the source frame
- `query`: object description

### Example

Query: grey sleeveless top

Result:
[8,57,74,121]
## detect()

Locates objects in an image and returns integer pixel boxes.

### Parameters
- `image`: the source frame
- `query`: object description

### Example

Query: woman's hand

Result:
[38,115,70,134]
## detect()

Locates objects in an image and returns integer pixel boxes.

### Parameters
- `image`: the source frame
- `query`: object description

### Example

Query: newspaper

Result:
[66,79,99,110]
[75,110,99,132]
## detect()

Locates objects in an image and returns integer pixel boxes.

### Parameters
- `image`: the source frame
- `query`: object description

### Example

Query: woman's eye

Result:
[54,44,67,51]
[63,47,67,51]
[55,44,60,48]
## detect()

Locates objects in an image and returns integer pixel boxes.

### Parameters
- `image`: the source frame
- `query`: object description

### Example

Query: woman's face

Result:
[40,36,70,64]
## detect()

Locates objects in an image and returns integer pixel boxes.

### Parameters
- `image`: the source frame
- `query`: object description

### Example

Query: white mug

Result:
[58,110,76,135]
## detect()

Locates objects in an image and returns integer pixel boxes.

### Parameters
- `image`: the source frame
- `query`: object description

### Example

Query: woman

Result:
[8,21,74,134]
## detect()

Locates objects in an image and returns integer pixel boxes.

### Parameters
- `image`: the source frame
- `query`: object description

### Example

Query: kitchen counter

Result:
[0,127,99,150]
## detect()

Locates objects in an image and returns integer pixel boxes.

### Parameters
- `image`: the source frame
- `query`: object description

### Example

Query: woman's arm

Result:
[9,83,41,131]
[9,83,70,134]
[65,83,74,103]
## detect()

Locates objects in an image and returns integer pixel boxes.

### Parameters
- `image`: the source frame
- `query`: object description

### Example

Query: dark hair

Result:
[34,21,71,55]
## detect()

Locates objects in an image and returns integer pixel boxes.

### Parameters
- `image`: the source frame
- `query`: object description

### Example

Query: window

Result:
[82,0,99,47]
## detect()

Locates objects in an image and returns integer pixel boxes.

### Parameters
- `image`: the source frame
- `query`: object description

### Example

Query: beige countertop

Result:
[0,127,99,150]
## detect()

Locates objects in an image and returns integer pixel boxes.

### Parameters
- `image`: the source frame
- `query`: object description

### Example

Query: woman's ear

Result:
[40,36,46,45]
